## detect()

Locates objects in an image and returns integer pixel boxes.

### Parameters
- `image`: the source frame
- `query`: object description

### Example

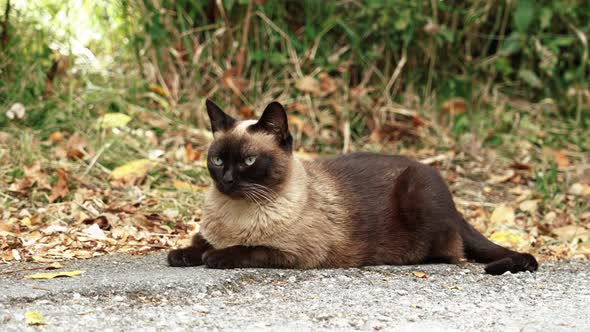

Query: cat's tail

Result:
[459,218,538,275]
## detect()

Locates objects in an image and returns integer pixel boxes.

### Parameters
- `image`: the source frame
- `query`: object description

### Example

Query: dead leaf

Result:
[48,169,69,203]
[24,162,51,190]
[552,225,590,242]
[553,150,570,169]
[489,231,527,248]
[490,205,515,224]
[96,113,132,129]
[519,200,538,214]
[489,169,515,184]
[24,270,85,279]
[46,262,64,270]
[60,133,93,160]
[240,106,254,118]
[412,271,428,278]
[111,159,156,182]
[48,131,65,144]
[173,180,205,192]
[6,103,26,120]
[568,183,590,196]
[319,73,337,95]
[183,143,201,163]
[441,98,467,115]
[82,224,106,240]
[25,311,47,325]
[82,216,110,230]
[148,84,169,97]
[295,76,321,95]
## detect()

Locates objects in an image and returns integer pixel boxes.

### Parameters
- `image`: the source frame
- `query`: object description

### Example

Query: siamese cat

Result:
[167,100,538,275]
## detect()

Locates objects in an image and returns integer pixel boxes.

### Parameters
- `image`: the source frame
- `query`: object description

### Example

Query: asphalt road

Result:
[1,253,589,331]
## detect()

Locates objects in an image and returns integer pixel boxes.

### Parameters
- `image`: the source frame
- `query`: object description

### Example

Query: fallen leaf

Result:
[48,131,65,144]
[553,150,570,169]
[319,73,337,95]
[568,183,590,196]
[82,216,110,230]
[489,231,527,248]
[148,84,169,97]
[24,270,85,279]
[173,180,204,192]
[490,205,515,224]
[440,98,467,115]
[489,169,515,184]
[412,271,428,278]
[183,143,201,163]
[46,262,64,270]
[552,225,590,242]
[518,200,538,214]
[239,106,254,118]
[6,102,26,120]
[60,133,93,160]
[295,76,321,95]
[48,169,69,203]
[96,113,132,129]
[111,159,156,181]
[24,162,52,190]
[25,311,47,325]
[82,224,106,240]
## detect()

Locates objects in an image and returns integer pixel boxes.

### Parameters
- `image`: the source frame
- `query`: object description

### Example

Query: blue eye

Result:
[211,156,223,166]
[244,156,257,166]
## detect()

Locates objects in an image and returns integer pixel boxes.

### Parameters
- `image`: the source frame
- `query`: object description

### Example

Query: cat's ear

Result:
[253,101,292,151]
[206,99,235,133]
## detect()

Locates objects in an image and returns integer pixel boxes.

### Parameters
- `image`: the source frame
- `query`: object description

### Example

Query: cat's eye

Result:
[244,156,257,166]
[211,156,223,166]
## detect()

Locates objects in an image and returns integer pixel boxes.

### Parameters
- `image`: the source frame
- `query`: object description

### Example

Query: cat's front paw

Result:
[167,247,204,267]
[202,249,238,269]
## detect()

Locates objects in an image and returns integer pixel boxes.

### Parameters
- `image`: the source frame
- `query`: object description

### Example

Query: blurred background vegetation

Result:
[1,0,589,144]
[1,0,589,262]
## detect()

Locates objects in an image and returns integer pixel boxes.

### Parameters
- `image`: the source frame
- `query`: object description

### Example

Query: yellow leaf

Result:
[96,113,132,129]
[46,262,64,270]
[489,231,527,248]
[173,180,204,192]
[490,205,515,224]
[148,84,169,97]
[412,271,428,278]
[25,312,47,325]
[24,270,85,279]
[111,159,156,180]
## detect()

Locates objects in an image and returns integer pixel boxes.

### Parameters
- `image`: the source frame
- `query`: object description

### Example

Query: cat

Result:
[167,99,539,275]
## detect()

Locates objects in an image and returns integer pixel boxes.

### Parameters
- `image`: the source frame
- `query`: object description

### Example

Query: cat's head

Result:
[205,99,293,200]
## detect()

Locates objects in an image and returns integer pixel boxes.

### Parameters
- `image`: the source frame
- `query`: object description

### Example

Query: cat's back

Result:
[314,152,417,189]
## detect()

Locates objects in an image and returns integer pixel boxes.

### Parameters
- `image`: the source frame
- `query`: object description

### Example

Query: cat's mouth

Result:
[215,182,277,203]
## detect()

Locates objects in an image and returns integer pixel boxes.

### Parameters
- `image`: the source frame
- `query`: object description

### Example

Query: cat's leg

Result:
[167,233,212,267]
[202,246,296,269]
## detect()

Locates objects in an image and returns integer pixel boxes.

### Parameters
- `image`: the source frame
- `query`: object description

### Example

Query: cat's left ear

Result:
[252,101,292,152]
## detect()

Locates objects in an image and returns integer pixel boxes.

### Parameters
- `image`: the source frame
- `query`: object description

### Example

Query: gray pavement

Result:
[1,253,589,331]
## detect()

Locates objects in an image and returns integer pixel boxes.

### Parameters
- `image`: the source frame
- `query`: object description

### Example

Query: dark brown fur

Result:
[168,100,539,275]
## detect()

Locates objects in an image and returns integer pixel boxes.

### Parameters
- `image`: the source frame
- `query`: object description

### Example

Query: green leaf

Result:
[502,33,522,55]
[394,10,410,31]
[514,0,535,32]
[518,69,543,88]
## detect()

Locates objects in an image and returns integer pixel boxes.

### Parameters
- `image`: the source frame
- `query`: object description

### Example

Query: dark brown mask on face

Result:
[205,100,293,200]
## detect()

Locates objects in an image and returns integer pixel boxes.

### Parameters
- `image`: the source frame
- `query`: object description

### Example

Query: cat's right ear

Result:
[206,99,236,133]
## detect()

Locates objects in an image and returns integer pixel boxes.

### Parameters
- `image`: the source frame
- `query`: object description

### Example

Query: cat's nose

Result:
[222,171,234,184]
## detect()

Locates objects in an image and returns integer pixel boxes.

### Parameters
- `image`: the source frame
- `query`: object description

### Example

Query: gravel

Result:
[1,253,589,331]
